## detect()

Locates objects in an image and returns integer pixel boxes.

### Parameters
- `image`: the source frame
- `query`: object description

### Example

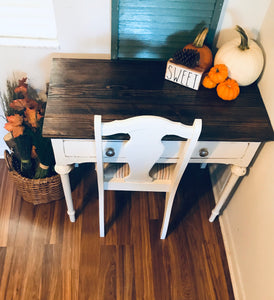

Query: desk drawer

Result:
[62,140,249,161]
[192,142,249,159]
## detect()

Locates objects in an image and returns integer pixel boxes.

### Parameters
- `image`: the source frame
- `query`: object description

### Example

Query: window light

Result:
[0,0,58,48]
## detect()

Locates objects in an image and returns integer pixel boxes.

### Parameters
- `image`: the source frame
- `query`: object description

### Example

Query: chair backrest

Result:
[94,115,202,190]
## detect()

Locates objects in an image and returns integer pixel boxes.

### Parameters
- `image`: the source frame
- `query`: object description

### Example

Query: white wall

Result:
[215,0,274,300]
[216,0,271,46]
[0,0,111,90]
[0,0,111,154]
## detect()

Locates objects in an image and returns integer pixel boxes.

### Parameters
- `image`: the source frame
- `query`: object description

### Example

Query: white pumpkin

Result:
[214,26,264,86]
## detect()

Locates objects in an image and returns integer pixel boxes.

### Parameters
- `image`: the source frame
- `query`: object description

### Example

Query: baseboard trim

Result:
[209,164,246,300]
[218,212,246,300]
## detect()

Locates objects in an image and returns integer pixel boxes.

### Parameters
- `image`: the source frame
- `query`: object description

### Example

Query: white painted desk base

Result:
[51,139,260,223]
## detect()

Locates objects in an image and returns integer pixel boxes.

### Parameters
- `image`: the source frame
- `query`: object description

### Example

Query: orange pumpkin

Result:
[208,64,228,84]
[217,79,240,101]
[202,74,217,89]
[183,27,213,71]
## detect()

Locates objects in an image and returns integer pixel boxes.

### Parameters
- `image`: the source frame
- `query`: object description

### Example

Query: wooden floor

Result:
[0,159,234,300]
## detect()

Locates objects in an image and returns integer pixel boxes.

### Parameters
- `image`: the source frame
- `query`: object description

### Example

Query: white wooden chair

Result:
[94,115,202,239]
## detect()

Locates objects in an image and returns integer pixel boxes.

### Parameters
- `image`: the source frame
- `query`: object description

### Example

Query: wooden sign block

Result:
[165,59,205,90]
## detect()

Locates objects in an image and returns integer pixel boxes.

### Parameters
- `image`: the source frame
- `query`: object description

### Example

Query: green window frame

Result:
[111,0,224,60]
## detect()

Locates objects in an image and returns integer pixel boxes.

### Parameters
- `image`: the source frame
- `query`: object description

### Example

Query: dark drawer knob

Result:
[199,148,209,157]
[105,147,115,157]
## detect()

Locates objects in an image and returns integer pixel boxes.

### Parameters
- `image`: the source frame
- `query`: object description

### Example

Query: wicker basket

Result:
[4,150,64,205]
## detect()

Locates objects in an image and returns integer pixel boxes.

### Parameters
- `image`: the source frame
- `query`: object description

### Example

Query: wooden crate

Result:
[165,59,205,90]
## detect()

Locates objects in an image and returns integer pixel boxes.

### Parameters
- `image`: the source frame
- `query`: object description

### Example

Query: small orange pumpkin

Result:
[202,74,217,89]
[217,78,240,101]
[208,64,228,84]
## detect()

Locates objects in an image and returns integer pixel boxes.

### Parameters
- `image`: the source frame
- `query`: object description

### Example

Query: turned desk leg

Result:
[209,165,246,222]
[55,165,75,222]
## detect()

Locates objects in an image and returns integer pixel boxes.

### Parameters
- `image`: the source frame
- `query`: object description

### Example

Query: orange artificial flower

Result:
[10,97,39,112]
[9,98,28,111]
[6,114,23,126]
[11,125,24,138]
[26,98,39,110]
[14,77,28,95]
[18,77,28,88]
[31,145,38,158]
[14,85,27,94]
[24,107,43,128]
[4,114,24,138]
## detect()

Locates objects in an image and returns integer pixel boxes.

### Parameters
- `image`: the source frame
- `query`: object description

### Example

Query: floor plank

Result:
[0,159,234,300]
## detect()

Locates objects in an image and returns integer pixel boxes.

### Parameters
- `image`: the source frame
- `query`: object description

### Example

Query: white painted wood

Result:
[215,201,246,300]
[94,116,105,237]
[209,165,247,222]
[209,164,232,198]
[51,135,260,225]
[54,164,75,222]
[209,162,248,300]
[94,115,202,239]
[165,59,204,90]
[61,139,260,167]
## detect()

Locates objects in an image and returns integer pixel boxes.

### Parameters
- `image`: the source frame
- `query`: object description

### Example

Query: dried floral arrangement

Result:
[1,77,55,179]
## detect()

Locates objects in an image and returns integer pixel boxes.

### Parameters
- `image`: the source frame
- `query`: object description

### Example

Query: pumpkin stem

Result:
[236,25,249,50]
[193,27,209,48]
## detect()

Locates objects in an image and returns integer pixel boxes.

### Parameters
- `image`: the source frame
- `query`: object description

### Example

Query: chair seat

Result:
[103,163,175,181]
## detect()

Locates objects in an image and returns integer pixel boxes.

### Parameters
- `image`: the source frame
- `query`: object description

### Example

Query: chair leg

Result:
[160,191,176,239]
[99,188,105,237]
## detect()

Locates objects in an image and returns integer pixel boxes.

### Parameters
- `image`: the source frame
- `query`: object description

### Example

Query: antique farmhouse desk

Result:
[42,58,274,223]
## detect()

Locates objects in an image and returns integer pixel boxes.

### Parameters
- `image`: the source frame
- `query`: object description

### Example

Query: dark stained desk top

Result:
[43,58,274,142]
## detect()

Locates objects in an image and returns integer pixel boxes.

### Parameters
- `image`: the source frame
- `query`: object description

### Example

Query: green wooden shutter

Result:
[111,0,224,60]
